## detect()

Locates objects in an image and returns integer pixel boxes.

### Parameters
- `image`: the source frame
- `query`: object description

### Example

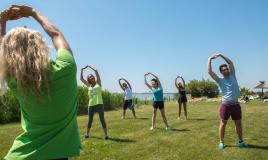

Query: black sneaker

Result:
[83,134,89,140]
[104,135,109,140]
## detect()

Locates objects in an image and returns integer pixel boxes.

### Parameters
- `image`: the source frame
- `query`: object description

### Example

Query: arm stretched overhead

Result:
[208,54,219,81]
[9,5,71,52]
[80,66,90,86]
[144,73,152,90]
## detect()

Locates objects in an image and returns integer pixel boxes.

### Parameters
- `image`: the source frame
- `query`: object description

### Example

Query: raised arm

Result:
[219,53,235,74]
[144,73,152,90]
[9,5,71,52]
[80,66,90,86]
[118,78,124,91]
[0,11,7,45]
[175,76,179,90]
[208,54,219,81]
[0,11,8,96]
[89,66,101,86]
[149,72,162,89]
[0,7,18,44]
[180,76,186,88]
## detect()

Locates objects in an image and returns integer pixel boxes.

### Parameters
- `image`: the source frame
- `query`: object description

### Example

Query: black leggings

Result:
[88,104,107,128]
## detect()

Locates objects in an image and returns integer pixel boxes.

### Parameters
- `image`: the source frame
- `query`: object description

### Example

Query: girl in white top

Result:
[119,78,137,119]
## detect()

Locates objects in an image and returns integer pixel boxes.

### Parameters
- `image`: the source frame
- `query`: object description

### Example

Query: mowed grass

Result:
[0,101,268,160]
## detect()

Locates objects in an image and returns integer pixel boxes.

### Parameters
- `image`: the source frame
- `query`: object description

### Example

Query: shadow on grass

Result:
[108,137,136,143]
[123,117,149,120]
[187,118,206,121]
[90,136,136,143]
[171,128,190,132]
[152,128,190,132]
[135,117,149,120]
[246,144,268,150]
[225,144,268,150]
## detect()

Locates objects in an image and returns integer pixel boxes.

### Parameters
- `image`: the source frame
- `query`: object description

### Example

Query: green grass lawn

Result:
[1,101,268,160]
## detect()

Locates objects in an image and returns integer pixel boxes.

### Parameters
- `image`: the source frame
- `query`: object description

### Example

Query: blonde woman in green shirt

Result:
[0,5,80,160]
[80,65,109,140]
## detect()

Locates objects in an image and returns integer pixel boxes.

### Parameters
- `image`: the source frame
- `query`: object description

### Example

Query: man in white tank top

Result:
[124,87,132,100]
[119,78,137,119]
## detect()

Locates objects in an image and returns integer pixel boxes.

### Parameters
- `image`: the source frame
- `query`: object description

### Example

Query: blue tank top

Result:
[152,87,164,102]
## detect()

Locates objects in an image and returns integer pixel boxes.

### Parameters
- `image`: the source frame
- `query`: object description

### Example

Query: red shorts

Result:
[219,103,242,120]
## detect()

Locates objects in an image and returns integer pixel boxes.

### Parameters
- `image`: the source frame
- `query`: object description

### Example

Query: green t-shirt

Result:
[88,84,103,106]
[5,49,81,160]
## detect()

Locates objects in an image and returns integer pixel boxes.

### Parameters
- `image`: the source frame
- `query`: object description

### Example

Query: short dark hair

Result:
[151,78,158,86]
[219,64,228,72]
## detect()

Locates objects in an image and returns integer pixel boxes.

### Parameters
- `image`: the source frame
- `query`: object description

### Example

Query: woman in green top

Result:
[0,5,80,160]
[80,65,109,140]
[144,72,170,131]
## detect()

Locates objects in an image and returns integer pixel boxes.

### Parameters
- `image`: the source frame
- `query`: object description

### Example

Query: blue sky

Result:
[1,0,268,93]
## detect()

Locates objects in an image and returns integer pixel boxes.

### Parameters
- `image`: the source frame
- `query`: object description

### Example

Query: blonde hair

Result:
[0,27,50,97]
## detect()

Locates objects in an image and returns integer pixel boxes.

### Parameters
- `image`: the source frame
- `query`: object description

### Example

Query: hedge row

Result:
[0,86,126,124]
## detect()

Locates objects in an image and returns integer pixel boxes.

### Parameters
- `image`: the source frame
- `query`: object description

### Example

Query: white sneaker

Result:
[165,127,171,131]
[150,126,154,130]
[218,142,224,149]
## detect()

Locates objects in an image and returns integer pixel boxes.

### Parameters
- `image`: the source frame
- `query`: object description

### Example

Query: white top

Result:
[124,88,132,100]
[216,73,240,104]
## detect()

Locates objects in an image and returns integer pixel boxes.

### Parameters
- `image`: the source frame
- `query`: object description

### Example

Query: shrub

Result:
[176,79,219,98]
[102,90,124,111]
[0,90,20,123]
[77,85,89,115]
[0,85,125,124]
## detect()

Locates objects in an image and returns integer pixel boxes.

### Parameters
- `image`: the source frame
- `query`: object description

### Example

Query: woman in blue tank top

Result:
[144,72,170,131]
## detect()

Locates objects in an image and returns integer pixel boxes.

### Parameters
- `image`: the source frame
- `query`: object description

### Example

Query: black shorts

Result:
[153,101,164,109]
[178,96,187,103]
[123,99,132,110]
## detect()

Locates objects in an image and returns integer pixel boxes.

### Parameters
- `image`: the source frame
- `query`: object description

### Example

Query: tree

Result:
[186,79,219,98]
[240,87,251,97]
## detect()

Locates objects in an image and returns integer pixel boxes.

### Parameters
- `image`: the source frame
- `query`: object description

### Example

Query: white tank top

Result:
[124,88,132,100]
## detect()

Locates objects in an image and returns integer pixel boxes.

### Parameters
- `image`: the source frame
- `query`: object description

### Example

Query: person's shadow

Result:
[123,117,149,120]
[247,144,268,150]
[187,118,206,121]
[135,117,149,120]
[152,127,190,132]
[170,128,190,132]
[225,144,268,150]
[108,137,136,143]
[90,136,136,143]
